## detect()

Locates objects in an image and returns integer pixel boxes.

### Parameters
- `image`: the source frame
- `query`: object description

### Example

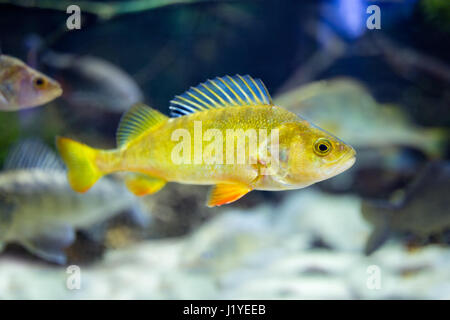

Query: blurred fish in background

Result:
[0,139,149,264]
[275,78,448,198]
[275,79,447,157]
[41,51,144,113]
[362,161,450,255]
[0,54,62,111]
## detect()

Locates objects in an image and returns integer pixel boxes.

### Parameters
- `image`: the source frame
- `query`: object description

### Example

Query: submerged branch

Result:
[373,34,450,84]
[276,20,347,94]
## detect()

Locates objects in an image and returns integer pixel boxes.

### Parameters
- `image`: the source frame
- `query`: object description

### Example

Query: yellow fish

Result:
[0,54,62,111]
[56,75,356,207]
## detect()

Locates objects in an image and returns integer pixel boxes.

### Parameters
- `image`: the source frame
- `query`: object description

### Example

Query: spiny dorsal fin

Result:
[117,103,168,147]
[169,75,273,118]
[4,138,65,171]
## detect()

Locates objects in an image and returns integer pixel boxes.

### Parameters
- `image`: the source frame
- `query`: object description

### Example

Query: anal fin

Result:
[125,173,166,196]
[207,182,251,207]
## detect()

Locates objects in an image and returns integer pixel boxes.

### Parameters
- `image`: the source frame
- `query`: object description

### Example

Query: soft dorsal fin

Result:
[169,74,273,117]
[117,103,168,147]
[4,138,65,171]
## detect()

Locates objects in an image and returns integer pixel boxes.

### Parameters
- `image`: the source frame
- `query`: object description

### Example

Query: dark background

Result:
[0,0,448,153]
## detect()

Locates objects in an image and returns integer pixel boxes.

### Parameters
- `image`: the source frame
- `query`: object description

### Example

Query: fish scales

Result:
[120,105,298,184]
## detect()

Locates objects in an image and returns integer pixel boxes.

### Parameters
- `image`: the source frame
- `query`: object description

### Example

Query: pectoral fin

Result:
[125,173,166,196]
[207,182,252,207]
[21,226,76,264]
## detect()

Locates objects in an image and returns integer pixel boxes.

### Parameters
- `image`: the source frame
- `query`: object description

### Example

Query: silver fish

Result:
[0,55,62,111]
[0,139,148,264]
[275,78,447,157]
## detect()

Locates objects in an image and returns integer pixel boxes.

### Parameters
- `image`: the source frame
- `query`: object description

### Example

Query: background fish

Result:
[361,161,450,255]
[56,75,356,207]
[0,139,148,264]
[42,51,144,113]
[317,145,429,199]
[275,78,448,158]
[275,78,447,199]
[0,55,62,111]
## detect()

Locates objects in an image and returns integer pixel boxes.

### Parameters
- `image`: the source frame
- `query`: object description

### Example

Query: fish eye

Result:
[313,138,332,156]
[33,77,47,89]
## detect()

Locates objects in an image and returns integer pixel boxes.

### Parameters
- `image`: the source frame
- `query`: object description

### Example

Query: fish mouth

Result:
[337,147,356,172]
[53,85,63,98]
[326,147,356,176]
[32,85,62,107]
[49,79,63,98]
[340,153,356,172]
